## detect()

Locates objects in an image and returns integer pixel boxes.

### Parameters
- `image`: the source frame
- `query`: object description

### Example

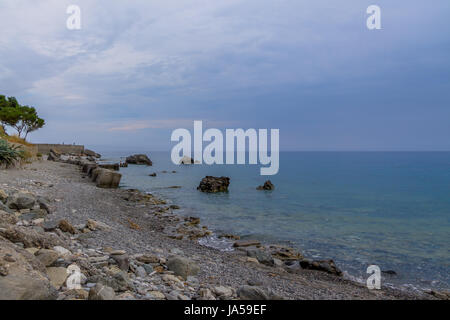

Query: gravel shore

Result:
[0,159,435,300]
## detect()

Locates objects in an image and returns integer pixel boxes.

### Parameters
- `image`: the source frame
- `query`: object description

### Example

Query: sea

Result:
[93,150,450,292]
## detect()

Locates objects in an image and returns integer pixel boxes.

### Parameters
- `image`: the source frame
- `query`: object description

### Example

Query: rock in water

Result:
[88,283,116,300]
[197,176,230,193]
[125,154,152,166]
[299,259,343,276]
[257,180,275,191]
[166,256,200,280]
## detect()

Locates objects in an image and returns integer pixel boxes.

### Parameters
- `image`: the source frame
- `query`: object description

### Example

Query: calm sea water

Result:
[95,150,450,291]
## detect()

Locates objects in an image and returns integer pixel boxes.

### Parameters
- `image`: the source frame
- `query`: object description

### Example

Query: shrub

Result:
[0,139,25,167]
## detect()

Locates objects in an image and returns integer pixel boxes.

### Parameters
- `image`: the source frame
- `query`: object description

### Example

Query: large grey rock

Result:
[246,248,274,266]
[166,255,200,280]
[88,283,116,300]
[0,237,58,300]
[197,176,230,193]
[7,192,36,210]
[125,154,152,166]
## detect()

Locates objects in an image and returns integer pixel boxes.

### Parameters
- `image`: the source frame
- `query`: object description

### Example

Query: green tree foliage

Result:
[0,95,45,139]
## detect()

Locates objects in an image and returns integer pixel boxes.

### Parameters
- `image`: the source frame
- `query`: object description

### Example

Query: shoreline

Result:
[0,157,443,300]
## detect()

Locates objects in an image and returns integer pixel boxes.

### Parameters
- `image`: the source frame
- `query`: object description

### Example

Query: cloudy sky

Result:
[0,0,449,151]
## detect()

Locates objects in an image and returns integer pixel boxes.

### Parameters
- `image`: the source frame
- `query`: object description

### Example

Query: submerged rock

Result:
[299,259,343,276]
[125,154,152,166]
[257,180,275,191]
[197,176,230,193]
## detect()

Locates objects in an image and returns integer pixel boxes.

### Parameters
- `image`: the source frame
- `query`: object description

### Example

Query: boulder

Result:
[0,236,58,300]
[88,283,116,300]
[166,256,200,280]
[84,149,101,158]
[257,180,275,191]
[91,168,121,188]
[99,163,120,171]
[35,249,60,267]
[197,176,230,193]
[47,149,61,161]
[7,192,36,210]
[46,267,68,289]
[299,259,343,276]
[0,226,62,248]
[82,163,97,174]
[110,254,129,272]
[125,154,152,166]
[246,248,274,266]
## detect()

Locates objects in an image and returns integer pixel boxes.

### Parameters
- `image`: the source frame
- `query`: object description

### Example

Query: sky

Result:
[0,0,449,151]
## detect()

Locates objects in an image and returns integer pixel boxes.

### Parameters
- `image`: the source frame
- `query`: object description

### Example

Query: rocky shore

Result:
[0,157,443,300]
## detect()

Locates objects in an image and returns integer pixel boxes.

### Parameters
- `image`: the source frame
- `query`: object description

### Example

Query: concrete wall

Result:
[36,144,85,155]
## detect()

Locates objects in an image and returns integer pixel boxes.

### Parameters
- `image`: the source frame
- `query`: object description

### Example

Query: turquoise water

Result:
[96,150,450,290]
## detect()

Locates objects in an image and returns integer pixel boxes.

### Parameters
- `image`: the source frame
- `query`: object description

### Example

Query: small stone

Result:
[143,264,153,274]
[213,286,233,297]
[148,291,165,299]
[110,250,126,256]
[58,220,77,234]
[135,266,147,278]
[42,220,58,232]
[136,254,159,264]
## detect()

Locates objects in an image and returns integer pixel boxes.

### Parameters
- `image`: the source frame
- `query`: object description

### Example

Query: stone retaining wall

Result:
[36,144,84,155]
